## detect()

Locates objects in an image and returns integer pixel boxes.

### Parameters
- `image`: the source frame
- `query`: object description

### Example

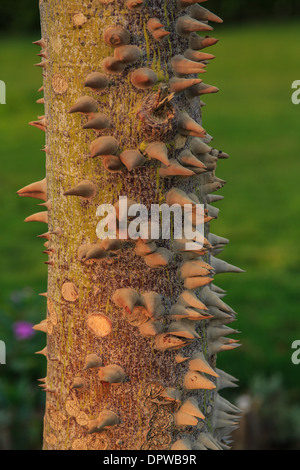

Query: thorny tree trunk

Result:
[21,0,243,451]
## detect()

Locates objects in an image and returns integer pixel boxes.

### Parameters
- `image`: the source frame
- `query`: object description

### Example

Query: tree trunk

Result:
[21,0,242,451]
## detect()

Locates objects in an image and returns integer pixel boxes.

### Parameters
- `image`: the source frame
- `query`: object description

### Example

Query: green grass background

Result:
[203,21,300,393]
[0,20,300,446]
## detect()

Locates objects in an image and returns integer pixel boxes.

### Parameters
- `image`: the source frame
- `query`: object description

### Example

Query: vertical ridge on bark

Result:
[19,0,243,450]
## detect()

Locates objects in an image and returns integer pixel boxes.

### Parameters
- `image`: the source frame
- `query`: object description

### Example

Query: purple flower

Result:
[13,321,35,340]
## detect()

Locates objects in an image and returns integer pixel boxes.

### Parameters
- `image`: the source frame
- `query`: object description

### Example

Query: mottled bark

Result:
[23,0,241,451]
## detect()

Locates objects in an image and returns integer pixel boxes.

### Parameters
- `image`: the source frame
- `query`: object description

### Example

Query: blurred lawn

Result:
[0,21,300,400]
[202,20,300,393]
[0,36,47,304]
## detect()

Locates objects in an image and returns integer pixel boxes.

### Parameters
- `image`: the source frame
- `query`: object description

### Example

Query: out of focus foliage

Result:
[0,289,45,450]
[210,0,299,22]
[0,0,299,34]
[0,1,40,34]
[231,375,300,450]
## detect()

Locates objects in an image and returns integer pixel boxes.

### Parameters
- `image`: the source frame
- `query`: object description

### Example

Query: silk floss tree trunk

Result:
[19,0,244,451]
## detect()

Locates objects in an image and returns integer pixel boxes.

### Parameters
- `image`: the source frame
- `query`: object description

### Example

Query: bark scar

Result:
[137,85,177,141]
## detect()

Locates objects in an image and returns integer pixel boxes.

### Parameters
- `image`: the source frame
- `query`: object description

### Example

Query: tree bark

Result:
[24,0,240,451]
